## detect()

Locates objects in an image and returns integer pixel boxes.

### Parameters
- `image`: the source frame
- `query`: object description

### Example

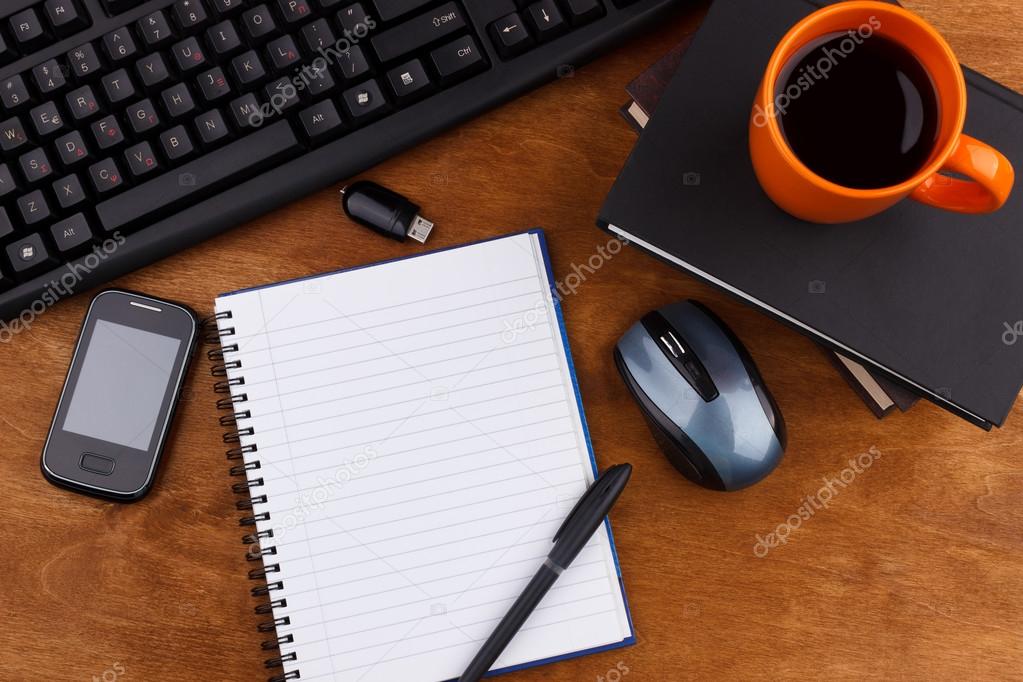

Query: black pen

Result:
[458,463,633,682]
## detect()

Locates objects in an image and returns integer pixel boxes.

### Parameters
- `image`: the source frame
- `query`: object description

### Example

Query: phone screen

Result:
[61,319,182,451]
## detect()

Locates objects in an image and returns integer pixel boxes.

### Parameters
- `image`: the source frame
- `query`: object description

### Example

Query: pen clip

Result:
[553,465,618,543]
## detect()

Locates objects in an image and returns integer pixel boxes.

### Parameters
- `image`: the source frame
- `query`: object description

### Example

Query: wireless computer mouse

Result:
[614,300,786,491]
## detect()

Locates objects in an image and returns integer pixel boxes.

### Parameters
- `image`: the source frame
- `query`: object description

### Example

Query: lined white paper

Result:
[216,232,632,682]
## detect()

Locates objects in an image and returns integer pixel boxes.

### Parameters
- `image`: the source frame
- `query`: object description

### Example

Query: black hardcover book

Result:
[598,0,1023,428]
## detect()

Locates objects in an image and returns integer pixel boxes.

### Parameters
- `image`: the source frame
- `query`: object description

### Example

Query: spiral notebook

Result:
[209,230,634,682]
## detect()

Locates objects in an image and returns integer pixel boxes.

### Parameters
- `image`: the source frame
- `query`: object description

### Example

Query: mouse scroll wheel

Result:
[659,332,686,358]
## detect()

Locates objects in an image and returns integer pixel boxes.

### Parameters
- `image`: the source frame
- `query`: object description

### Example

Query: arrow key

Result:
[489,13,533,59]
[525,1,567,42]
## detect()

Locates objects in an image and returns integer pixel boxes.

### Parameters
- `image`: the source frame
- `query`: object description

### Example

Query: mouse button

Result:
[641,311,719,401]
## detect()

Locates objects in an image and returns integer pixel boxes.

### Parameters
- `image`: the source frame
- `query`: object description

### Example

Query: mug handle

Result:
[910,134,1015,213]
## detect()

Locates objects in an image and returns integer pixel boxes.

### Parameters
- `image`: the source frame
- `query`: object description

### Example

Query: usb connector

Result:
[340,180,435,243]
[406,215,434,244]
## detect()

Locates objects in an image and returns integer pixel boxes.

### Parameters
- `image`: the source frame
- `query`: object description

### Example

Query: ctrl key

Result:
[430,35,487,86]
[5,233,54,276]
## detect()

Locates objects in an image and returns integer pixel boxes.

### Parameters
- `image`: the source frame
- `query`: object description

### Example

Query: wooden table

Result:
[4,2,1022,680]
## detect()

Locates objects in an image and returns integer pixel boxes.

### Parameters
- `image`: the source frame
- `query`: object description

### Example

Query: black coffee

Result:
[774,32,940,189]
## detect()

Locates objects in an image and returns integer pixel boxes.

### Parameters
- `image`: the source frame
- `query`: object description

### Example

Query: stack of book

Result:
[601,0,1023,429]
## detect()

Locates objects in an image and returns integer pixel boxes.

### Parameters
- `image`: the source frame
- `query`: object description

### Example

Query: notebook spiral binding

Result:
[205,310,300,682]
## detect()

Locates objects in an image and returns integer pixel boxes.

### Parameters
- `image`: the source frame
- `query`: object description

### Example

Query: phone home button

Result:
[80,453,115,476]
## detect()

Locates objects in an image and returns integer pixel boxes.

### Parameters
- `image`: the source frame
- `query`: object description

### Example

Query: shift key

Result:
[371,2,466,63]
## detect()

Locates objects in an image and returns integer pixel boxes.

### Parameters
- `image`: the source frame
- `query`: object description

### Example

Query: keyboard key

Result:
[199,67,232,102]
[45,0,90,36]
[228,93,263,129]
[9,9,47,51]
[29,102,65,137]
[0,117,30,153]
[139,10,174,48]
[305,65,336,95]
[88,158,124,194]
[298,99,343,143]
[55,130,90,166]
[160,125,194,161]
[126,98,160,135]
[101,68,136,104]
[341,79,389,122]
[267,35,301,71]
[207,20,243,56]
[6,233,53,276]
[277,0,313,24]
[96,120,300,232]
[0,208,13,239]
[195,109,230,145]
[430,35,487,85]
[162,83,196,118]
[53,174,87,209]
[173,0,210,29]
[33,60,68,94]
[19,148,54,183]
[50,213,94,253]
[91,115,124,150]
[386,59,432,104]
[103,27,137,63]
[335,45,370,81]
[336,4,370,34]
[564,0,605,25]
[100,0,135,15]
[173,36,208,73]
[301,18,336,53]
[231,51,266,86]
[242,5,277,41]
[137,53,172,89]
[69,43,103,78]
[264,77,301,114]
[526,0,567,41]
[125,141,160,178]
[489,13,533,58]
[66,85,100,121]
[372,3,466,63]
[371,0,431,22]
[1,76,31,110]
[17,189,51,225]
[212,0,245,14]
[0,35,13,67]
[0,165,17,199]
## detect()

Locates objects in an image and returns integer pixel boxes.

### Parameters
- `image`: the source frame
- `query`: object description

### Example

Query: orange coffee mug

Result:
[749,1,1014,223]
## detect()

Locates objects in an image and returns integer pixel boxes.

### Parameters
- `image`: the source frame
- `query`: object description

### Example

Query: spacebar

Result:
[97,121,301,233]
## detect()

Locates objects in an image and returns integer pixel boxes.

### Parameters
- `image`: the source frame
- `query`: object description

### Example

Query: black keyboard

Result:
[0,0,685,323]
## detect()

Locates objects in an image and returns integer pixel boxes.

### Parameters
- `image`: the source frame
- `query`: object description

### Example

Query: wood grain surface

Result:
[3,2,1022,680]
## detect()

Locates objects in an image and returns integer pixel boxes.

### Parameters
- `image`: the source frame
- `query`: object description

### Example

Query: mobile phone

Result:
[41,290,199,502]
